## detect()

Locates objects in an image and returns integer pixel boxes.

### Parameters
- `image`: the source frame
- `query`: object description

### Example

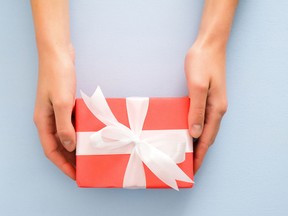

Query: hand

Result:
[185,43,228,174]
[33,45,76,180]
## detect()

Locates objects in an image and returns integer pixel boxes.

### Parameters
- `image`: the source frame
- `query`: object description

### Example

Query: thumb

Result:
[53,99,76,152]
[188,84,208,138]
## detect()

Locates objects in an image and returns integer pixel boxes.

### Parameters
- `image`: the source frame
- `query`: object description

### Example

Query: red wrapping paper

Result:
[75,97,194,189]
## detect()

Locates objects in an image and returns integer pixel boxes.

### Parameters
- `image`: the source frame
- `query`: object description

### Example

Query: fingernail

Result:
[191,124,202,135]
[63,140,71,146]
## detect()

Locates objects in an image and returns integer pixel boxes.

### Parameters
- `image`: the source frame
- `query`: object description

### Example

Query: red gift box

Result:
[75,87,194,190]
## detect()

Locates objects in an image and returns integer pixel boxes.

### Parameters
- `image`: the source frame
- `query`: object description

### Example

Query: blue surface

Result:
[1,0,288,215]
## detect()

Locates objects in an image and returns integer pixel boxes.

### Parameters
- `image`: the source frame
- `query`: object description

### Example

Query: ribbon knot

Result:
[80,86,193,190]
[131,137,141,145]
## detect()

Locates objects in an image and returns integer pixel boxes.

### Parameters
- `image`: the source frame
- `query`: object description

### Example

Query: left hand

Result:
[185,42,228,174]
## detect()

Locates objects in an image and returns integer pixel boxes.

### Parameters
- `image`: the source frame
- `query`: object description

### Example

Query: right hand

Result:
[33,44,76,180]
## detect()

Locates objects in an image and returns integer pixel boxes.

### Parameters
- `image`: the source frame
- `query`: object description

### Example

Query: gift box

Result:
[75,87,194,190]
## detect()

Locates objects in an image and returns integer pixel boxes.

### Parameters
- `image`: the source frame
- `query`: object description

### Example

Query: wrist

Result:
[37,41,75,63]
[186,36,226,69]
[193,33,228,53]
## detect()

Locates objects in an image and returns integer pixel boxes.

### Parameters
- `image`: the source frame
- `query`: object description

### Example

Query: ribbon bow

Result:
[80,87,193,190]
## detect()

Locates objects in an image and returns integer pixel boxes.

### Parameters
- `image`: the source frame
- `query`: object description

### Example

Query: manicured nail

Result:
[191,124,202,135]
[63,140,71,146]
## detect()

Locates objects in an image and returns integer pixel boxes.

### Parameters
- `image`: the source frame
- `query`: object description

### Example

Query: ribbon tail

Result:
[137,143,193,191]
[123,149,146,189]
[142,133,188,163]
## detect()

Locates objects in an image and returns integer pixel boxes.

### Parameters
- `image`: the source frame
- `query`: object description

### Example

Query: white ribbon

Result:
[80,86,193,190]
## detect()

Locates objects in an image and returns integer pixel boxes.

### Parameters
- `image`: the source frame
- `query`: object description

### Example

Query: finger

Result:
[55,133,76,167]
[41,132,76,180]
[187,82,208,138]
[53,99,76,152]
[35,116,76,180]
[193,108,223,174]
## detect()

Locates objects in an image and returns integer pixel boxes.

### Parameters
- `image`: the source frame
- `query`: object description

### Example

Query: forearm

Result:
[30,0,72,58]
[195,0,238,50]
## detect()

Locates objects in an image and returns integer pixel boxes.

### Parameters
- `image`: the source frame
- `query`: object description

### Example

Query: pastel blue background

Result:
[0,0,287,215]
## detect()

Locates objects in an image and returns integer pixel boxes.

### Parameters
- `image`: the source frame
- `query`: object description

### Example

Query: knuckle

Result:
[44,149,56,160]
[57,129,71,139]
[194,82,208,92]
[217,100,228,115]
[184,51,192,66]
[33,112,41,126]
[210,138,215,145]
[44,149,52,159]
[211,98,228,116]
[184,48,197,64]
[53,97,73,110]
[191,80,208,92]
[208,137,216,146]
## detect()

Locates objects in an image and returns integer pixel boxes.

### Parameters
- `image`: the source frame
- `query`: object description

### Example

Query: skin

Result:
[31,0,238,180]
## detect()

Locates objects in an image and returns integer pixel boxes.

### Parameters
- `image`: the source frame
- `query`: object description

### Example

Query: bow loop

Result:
[90,126,134,149]
[126,97,149,137]
[81,87,123,128]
